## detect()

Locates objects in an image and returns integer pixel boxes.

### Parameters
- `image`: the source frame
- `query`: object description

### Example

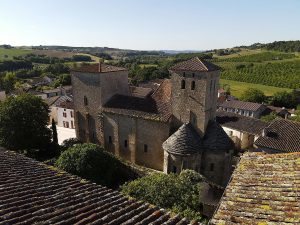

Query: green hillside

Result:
[0,48,32,61]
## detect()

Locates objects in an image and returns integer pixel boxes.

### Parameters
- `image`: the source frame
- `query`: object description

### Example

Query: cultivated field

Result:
[0,48,32,60]
[220,79,292,98]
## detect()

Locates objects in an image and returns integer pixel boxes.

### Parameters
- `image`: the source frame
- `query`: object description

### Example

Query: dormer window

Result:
[181,80,186,89]
[191,81,195,90]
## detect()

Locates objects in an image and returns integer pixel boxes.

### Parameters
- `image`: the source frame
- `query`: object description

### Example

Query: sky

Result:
[0,0,299,50]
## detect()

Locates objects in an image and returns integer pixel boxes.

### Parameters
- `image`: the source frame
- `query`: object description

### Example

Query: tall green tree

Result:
[51,118,58,145]
[0,94,52,152]
[240,88,266,103]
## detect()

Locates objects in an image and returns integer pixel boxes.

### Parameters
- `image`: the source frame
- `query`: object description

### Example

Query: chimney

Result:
[262,128,266,137]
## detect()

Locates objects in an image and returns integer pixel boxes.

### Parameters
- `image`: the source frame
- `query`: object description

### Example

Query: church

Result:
[71,57,234,186]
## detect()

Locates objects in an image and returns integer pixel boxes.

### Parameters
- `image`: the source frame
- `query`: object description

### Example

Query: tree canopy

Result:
[56,143,138,188]
[0,94,52,152]
[240,88,266,103]
[121,170,205,221]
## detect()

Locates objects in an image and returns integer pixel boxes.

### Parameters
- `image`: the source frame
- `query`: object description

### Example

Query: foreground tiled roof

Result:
[254,119,300,153]
[219,100,264,112]
[216,111,269,135]
[0,149,196,225]
[169,57,220,72]
[163,123,203,155]
[72,63,127,73]
[211,152,300,224]
[102,79,171,122]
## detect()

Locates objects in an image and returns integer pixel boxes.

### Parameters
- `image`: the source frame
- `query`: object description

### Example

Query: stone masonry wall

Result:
[103,112,170,171]
[71,71,129,144]
[171,70,220,137]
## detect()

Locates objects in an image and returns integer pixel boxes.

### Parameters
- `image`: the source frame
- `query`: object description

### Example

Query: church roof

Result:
[203,120,235,151]
[102,79,172,122]
[71,63,126,73]
[162,123,203,155]
[169,57,220,72]
[211,152,300,224]
[0,149,195,225]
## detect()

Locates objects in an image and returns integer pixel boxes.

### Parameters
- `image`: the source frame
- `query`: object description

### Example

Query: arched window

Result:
[84,96,88,106]
[191,81,195,90]
[181,80,185,89]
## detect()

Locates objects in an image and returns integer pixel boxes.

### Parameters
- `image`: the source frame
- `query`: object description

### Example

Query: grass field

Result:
[220,79,292,98]
[0,48,32,60]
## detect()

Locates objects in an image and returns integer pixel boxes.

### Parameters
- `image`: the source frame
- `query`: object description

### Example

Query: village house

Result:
[211,152,300,224]
[254,118,300,153]
[57,98,75,129]
[0,149,194,224]
[72,57,235,186]
[45,95,73,125]
[216,110,269,150]
[218,100,267,118]
[218,99,290,119]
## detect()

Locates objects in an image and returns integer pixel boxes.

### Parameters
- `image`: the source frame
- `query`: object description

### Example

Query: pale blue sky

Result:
[0,0,299,50]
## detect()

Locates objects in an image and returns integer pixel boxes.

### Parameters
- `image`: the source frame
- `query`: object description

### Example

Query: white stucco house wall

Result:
[57,100,75,129]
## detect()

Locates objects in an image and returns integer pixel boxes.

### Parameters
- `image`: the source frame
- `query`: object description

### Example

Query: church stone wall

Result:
[103,112,170,171]
[170,70,220,137]
[201,150,233,186]
[163,151,202,174]
[71,70,129,144]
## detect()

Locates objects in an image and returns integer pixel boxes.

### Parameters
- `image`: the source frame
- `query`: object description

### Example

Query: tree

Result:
[260,112,278,122]
[2,72,16,93]
[121,170,205,221]
[0,94,52,152]
[271,91,292,108]
[51,119,58,145]
[240,88,266,103]
[55,143,137,188]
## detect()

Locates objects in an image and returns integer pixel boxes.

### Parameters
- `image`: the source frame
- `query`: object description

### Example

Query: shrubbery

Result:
[121,170,205,221]
[56,143,138,188]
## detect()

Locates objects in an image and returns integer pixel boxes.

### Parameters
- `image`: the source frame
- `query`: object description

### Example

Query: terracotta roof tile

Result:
[163,123,203,155]
[219,100,265,112]
[102,79,172,122]
[170,57,220,72]
[211,152,300,224]
[216,110,269,135]
[0,149,196,225]
[254,118,300,153]
[72,63,127,73]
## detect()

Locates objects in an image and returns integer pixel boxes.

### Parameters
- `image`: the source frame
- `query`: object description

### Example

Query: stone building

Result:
[72,57,234,186]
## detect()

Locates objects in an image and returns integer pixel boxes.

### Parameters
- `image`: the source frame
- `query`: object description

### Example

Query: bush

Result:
[121,170,205,221]
[61,138,82,150]
[56,143,137,188]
